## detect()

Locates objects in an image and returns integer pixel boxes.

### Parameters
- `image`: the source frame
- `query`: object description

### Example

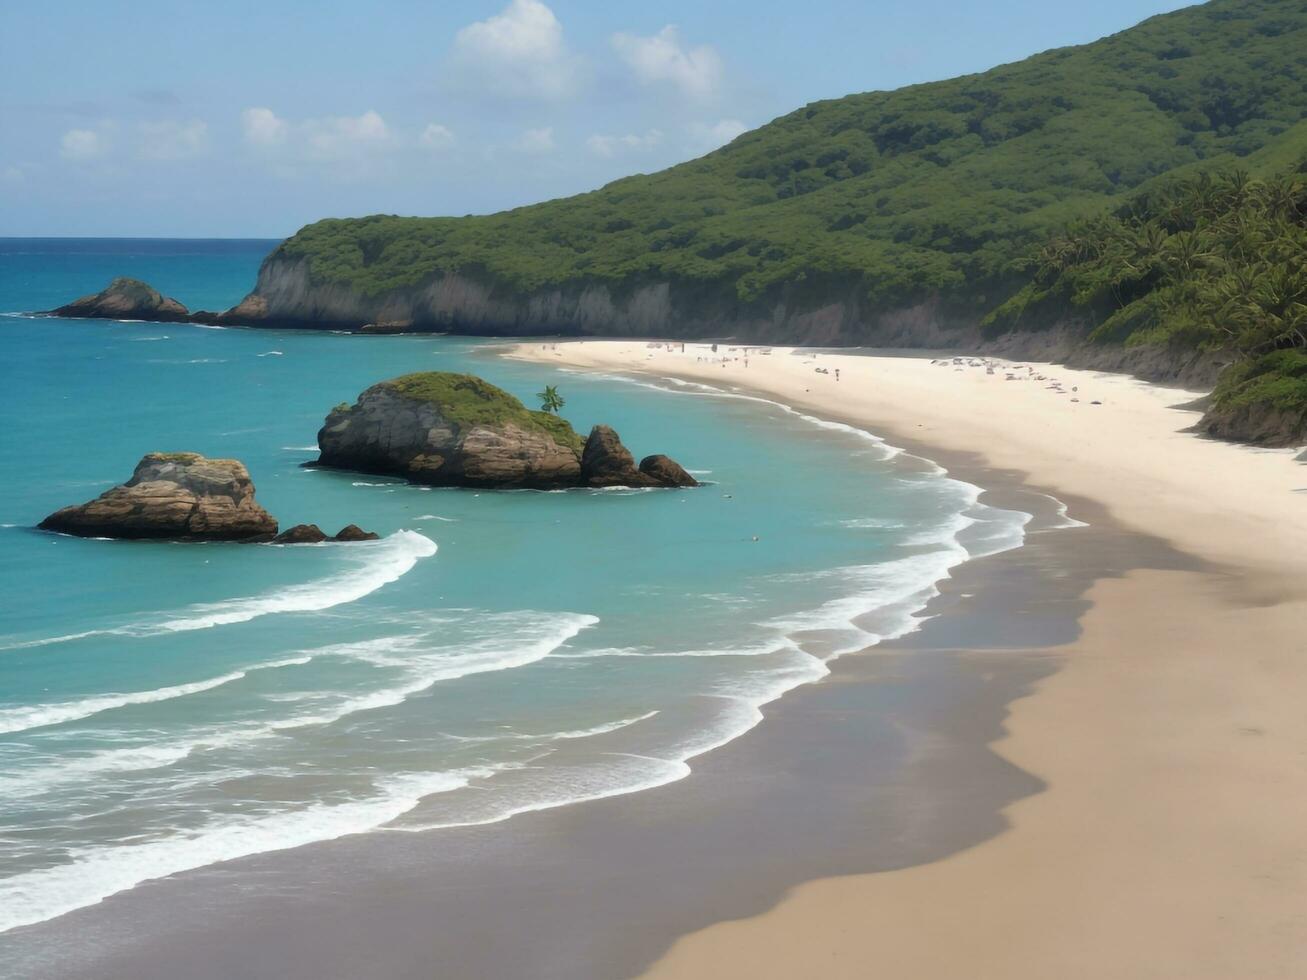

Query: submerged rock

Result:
[51,277,190,323]
[273,523,328,544]
[39,452,278,541]
[332,524,380,542]
[316,372,699,491]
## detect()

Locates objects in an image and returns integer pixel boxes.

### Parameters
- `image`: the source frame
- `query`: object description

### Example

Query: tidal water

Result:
[0,239,1033,933]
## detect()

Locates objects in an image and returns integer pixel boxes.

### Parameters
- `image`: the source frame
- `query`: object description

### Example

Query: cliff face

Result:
[237,255,1240,388]
[237,252,980,344]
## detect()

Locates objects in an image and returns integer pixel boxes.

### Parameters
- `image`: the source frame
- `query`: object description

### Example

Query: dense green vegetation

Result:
[376,373,584,450]
[985,163,1307,429]
[277,0,1307,321]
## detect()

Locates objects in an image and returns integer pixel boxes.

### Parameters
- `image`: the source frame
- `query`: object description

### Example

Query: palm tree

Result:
[538,384,565,414]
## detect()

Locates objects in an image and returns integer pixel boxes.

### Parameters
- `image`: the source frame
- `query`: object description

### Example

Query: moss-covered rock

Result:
[382,372,584,452]
[317,372,586,489]
[316,371,698,489]
[50,277,190,323]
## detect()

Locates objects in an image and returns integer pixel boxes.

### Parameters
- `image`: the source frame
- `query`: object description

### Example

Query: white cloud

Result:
[586,129,663,158]
[453,0,576,100]
[303,110,389,158]
[137,119,208,160]
[420,123,455,149]
[60,128,104,159]
[1,164,25,183]
[515,126,555,153]
[612,26,722,99]
[692,118,748,150]
[242,107,287,147]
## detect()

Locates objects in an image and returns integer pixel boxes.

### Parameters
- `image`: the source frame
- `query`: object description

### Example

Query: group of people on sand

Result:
[931,356,1100,404]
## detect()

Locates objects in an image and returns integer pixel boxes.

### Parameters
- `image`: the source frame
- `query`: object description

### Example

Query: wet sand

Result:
[510,341,1307,980]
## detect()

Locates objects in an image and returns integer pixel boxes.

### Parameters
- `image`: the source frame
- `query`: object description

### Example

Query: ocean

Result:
[0,238,1033,934]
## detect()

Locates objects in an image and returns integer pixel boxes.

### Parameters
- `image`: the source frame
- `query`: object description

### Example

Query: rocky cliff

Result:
[39,452,278,541]
[316,372,697,490]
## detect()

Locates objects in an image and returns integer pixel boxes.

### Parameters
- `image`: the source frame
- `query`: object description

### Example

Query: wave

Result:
[0,532,437,651]
[281,445,318,452]
[413,514,457,521]
[256,351,283,357]
[397,647,829,834]
[444,709,659,744]
[0,766,489,935]
[0,656,311,737]
[277,612,599,731]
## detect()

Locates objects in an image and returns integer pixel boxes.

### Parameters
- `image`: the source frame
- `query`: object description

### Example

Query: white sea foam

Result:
[256,351,284,357]
[0,670,247,736]
[398,650,828,834]
[442,710,660,744]
[839,517,906,529]
[1031,492,1090,530]
[0,532,437,651]
[276,612,598,731]
[413,514,457,522]
[281,445,318,452]
[0,767,483,935]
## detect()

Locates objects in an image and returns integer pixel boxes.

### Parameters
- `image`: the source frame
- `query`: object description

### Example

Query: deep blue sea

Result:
[0,239,1032,933]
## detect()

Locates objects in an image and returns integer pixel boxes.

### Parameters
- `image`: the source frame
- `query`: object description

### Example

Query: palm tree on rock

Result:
[538,385,565,414]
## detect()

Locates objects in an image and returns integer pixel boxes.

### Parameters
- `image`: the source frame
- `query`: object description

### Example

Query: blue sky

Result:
[0,0,1193,238]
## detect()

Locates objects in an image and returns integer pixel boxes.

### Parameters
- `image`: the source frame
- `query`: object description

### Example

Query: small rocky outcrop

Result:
[579,425,640,487]
[273,523,328,544]
[39,453,278,541]
[332,524,380,542]
[317,372,698,490]
[273,523,381,543]
[579,427,699,488]
[637,454,698,488]
[51,278,190,323]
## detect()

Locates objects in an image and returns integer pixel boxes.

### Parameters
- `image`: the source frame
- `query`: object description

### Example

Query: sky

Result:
[0,0,1194,238]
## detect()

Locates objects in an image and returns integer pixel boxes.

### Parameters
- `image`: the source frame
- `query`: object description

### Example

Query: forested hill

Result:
[240,0,1307,413]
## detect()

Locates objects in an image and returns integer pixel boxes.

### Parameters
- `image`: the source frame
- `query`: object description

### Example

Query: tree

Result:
[538,384,565,414]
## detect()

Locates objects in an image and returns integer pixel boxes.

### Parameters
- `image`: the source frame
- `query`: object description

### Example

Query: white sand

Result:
[511,341,1306,577]
[508,340,1307,979]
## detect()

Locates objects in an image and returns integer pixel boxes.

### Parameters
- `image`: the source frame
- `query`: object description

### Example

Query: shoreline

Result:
[0,474,1147,980]
[0,338,1301,977]
[506,340,1307,979]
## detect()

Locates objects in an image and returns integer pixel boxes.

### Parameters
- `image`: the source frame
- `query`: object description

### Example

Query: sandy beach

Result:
[509,340,1307,980]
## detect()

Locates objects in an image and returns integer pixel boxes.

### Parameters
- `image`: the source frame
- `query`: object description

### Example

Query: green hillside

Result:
[277,0,1307,317]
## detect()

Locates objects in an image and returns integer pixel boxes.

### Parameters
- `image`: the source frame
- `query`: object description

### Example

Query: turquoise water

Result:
[0,240,1031,933]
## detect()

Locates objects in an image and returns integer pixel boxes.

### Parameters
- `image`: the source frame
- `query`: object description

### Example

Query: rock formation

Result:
[579,426,698,488]
[332,524,381,542]
[273,523,381,543]
[635,453,698,488]
[317,372,697,490]
[39,453,278,541]
[273,523,328,544]
[51,278,190,323]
